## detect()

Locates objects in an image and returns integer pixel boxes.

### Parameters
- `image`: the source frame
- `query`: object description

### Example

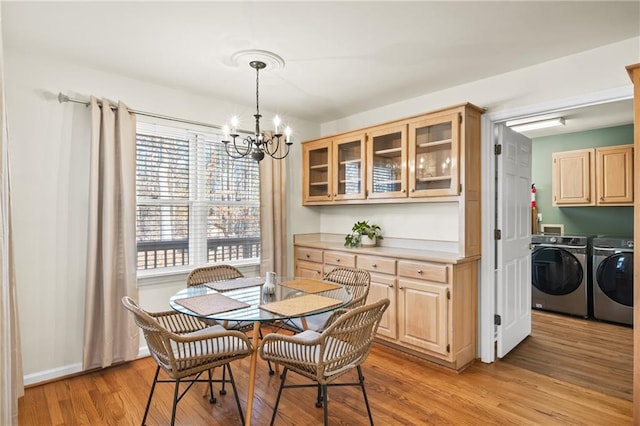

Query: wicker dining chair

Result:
[186,264,275,378]
[121,296,252,426]
[259,298,390,426]
[186,264,244,286]
[285,267,372,333]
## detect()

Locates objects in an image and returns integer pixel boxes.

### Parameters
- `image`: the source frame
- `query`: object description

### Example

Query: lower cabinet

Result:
[294,247,323,279]
[294,243,478,371]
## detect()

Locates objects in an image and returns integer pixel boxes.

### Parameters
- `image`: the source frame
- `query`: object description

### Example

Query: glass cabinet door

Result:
[367,124,407,199]
[303,138,332,202]
[408,113,460,197]
[333,133,366,200]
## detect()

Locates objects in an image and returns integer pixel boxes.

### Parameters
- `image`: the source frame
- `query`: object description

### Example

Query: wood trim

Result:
[627,62,640,425]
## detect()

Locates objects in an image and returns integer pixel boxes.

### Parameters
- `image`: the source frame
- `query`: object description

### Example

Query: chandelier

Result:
[222,60,292,162]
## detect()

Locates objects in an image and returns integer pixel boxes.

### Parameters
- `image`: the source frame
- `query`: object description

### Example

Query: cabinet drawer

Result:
[357,255,396,275]
[398,260,449,283]
[295,247,323,263]
[295,260,324,279]
[324,251,356,267]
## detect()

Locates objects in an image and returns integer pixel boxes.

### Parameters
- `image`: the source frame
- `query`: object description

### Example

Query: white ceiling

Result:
[2,1,639,133]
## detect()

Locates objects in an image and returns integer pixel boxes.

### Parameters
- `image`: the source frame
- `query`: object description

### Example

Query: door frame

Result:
[479,85,633,363]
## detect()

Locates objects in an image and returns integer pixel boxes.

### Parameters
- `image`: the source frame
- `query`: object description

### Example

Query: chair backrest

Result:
[323,267,371,308]
[121,296,175,372]
[319,298,389,378]
[186,264,244,287]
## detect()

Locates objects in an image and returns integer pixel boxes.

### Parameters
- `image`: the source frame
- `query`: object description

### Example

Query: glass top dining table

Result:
[168,275,353,426]
[169,276,354,323]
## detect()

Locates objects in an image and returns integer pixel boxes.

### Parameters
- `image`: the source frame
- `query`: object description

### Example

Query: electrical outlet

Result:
[537,213,543,222]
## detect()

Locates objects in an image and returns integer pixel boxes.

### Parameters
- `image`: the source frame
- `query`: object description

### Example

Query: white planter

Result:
[360,235,377,247]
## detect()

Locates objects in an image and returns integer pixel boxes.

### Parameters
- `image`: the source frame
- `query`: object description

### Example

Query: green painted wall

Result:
[531,124,634,238]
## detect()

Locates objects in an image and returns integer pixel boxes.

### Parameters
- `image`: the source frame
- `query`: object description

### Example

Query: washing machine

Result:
[531,234,594,317]
[592,236,634,326]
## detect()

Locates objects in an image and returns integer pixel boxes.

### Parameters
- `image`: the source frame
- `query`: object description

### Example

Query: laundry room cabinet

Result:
[552,144,633,206]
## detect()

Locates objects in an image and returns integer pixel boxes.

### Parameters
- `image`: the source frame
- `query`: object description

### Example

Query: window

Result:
[136,121,260,272]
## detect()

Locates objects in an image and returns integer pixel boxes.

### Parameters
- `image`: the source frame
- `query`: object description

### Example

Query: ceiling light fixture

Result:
[506,117,566,133]
[222,60,292,162]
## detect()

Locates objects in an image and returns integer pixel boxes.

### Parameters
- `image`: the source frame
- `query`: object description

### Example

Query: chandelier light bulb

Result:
[230,116,239,133]
[273,115,281,134]
[285,126,292,143]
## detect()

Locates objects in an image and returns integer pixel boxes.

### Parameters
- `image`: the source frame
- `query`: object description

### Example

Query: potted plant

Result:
[344,220,384,248]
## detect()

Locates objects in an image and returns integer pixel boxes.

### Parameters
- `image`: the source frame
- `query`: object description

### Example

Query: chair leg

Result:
[207,368,217,403]
[322,384,329,426]
[171,378,181,426]
[270,367,288,426]
[357,366,374,425]
[141,366,160,426]
[225,363,245,424]
[315,384,323,408]
[220,365,227,395]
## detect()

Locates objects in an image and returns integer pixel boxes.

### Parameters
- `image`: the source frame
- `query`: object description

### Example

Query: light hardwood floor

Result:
[19,311,633,425]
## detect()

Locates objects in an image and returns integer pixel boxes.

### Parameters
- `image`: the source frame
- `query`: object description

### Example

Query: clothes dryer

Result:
[531,234,594,317]
[592,237,634,326]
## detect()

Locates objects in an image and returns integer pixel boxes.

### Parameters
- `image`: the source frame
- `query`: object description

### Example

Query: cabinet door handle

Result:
[327,194,331,198]
[372,264,377,268]
[417,269,423,275]
[336,259,341,262]
[306,254,310,258]
[410,188,415,193]
[402,189,406,193]
[388,283,394,288]
[600,196,604,201]
[334,193,337,197]
[399,286,404,290]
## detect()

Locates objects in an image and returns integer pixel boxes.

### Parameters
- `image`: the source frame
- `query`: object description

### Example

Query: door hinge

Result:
[446,343,450,353]
[459,184,462,193]
[458,114,463,124]
[494,314,502,326]
[494,144,502,155]
[446,289,451,300]
[494,229,502,240]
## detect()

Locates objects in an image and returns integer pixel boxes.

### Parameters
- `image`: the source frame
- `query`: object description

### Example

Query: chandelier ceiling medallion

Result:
[223,51,292,162]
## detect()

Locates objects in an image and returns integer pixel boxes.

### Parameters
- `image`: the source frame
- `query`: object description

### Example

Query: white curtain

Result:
[0,5,24,422]
[259,146,288,276]
[83,97,138,370]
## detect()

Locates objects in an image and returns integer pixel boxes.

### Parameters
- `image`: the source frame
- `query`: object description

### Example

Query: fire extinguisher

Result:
[531,183,538,234]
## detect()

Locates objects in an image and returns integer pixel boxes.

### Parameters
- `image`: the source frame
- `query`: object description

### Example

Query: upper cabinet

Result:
[596,145,634,205]
[302,138,332,203]
[333,133,366,201]
[302,133,366,202]
[302,103,483,206]
[552,148,594,206]
[552,144,633,207]
[367,123,408,199]
[408,112,460,197]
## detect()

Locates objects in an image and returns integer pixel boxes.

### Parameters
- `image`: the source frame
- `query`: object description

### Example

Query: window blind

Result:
[136,122,260,271]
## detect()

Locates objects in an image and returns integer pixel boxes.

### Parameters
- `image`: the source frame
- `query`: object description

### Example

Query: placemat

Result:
[174,293,249,316]
[205,276,265,291]
[280,279,342,294]
[260,294,342,317]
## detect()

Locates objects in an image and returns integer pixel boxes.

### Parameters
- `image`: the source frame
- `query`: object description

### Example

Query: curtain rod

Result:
[57,92,254,134]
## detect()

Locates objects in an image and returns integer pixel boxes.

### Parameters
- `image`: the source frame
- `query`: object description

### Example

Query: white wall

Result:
[315,37,640,243]
[4,49,320,383]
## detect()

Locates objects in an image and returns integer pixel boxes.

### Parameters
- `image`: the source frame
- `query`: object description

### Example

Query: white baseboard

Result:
[24,345,150,386]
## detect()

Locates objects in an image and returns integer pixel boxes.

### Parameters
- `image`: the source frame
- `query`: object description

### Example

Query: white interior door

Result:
[496,124,532,357]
